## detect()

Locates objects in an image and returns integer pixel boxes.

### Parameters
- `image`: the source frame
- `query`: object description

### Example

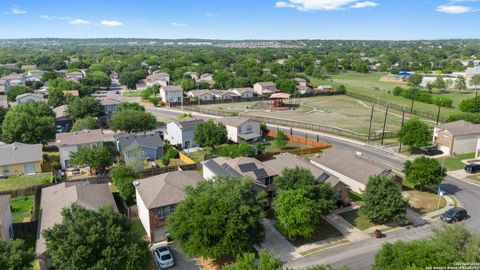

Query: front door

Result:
[24,163,35,174]
[184,140,191,149]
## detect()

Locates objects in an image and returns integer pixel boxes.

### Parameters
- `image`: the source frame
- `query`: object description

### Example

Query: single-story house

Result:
[216,117,262,143]
[264,153,350,204]
[21,64,37,71]
[186,90,214,101]
[184,71,199,80]
[66,71,84,82]
[297,85,313,95]
[15,93,44,104]
[210,90,239,100]
[231,88,255,99]
[36,182,117,270]
[315,85,336,93]
[310,147,401,194]
[52,105,73,133]
[135,171,204,242]
[160,85,183,103]
[433,120,480,156]
[114,131,164,161]
[0,143,43,176]
[56,129,104,169]
[1,73,26,87]
[0,195,13,241]
[27,70,44,82]
[262,68,272,75]
[253,82,279,95]
[196,73,215,85]
[166,118,204,149]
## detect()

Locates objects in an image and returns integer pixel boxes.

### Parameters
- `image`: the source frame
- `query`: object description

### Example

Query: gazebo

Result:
[269,93,291,108]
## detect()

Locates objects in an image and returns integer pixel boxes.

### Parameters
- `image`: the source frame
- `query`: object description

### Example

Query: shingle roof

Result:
[100,98,121,106]
[256,82,276,87]
[216,117,251,128]
[114,132,164,150]
[52,105,70,119]
[15,93,43,100]
[204,157,278,183]
[188,89,213,96]
[56,129,104,147]
[62,90,79,97]
[436,120,480,136]
[36,182,117,256]
[173,118,204,130]
[232,87,255,94]
[0,143,42,166]
[161,85,183,92]
[135,171,204,209]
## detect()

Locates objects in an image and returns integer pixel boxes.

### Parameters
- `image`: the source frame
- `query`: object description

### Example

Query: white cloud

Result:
[70,19,91,25]
[100,20,123,27]
[10,6,27,14]
[40,15,54,20]
[171,22,187,27]
[206,13,219,17]
[436,5,476,13]
[350,1,379,8]
[40,15,72,21]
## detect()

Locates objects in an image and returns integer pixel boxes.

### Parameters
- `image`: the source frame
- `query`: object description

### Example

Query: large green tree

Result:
[193,119,228,149]
[6,86,33,102]
[69,145,113,173]
[43,204,150,270]
[167,177,266,259]
[71,116,100,132]
[1,101,55,144]
[0,239,35,270]
[68,97,104,120]
[404,156,446,189]
[455,75,467,92]
[80,70,111,88]
[274,130,288,149]
[110,165,138,204]
[223,251,282,270]
[116,102,145,112]
[398,118,431,151]
[407,74,423,113]
[361,175,408,224]
[108,109,157,132]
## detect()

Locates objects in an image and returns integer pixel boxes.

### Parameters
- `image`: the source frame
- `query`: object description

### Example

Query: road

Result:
[144,106,480,270]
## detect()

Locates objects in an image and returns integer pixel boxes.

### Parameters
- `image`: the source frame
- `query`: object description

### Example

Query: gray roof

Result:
[114,132,164,150]
[264,153,340,187]
[36,182,117,256]
[0,143,42,166]
[0,96,7,109]
[204,157,278,183]
[188,89,213,96]
[15,93,43,100]
[56,129,104,147]
[100,98,121,106]
[216,117,251,128]
[436,120,480,136]
[173,118,204,130]
[161,85,183,92]
[135,171,204,209]
[232,87,255,94]
[311,147,390,185]
[202,159,243,178]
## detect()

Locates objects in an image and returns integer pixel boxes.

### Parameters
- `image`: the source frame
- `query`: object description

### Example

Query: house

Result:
[196,73,215,85]
[210,90,239,100]
[15,93,44,104]
[99,97,121,116]
[262,68,272,75]
[114,131,164,161]
[0,143,43,176]
[315,85,336,93]
[160,85,183,103]
[0,195,13,241]
[231,88,255,99]
[56,129,104,169]
[0,79,11,95]
[433,120,480,156]
[253,82,279,95]
[66,71,84,82]
[2,73,26,87]
[21,64,37,71]
[135,171,204,242]
[146,72,170,87]
[62,90,79,97]
[166,118,204,149]
[27,70,44,81]
[264,153,350,204]
[36,182,117,269]
[53,105,73,133]
[202,157,278,192]
[294,78,308,87]
[216,117,262,143]
[311,147,400,194]
[0,95,8,109]
[184,71,199,80]
[297,85,313,95]
[186,89,214,101]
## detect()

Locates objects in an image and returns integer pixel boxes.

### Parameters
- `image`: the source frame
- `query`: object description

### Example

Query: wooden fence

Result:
[13,220,38,235]
[265,130,332,149]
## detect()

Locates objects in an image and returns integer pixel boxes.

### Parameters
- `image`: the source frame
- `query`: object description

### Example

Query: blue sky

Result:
[1,0,479,40]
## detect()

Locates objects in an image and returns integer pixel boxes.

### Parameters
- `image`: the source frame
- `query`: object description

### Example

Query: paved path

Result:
[260,219,300,262]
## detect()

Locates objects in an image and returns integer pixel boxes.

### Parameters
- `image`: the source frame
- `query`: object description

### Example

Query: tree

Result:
[398,118,431,151]
[167,178,266,259]
[179,78,196,91]
[119,70,147,89]
[361,175,408,224]
[116,102,145,112]
[433,76,446,93]
[223,251,282,270]
[217,143,256,158]
[404,156,446,189]
[407,74,423,113]
[68,97,104,120]
[470,74,480,113]
[108,109,157,132]
[71,116,100,132]
[69,145,113,174]
[43,204,150,270]
[110,165,138,204]
[40,71,57,83]
[193,119,228,149]
[455,75,467,92]
[47,88,66,108]
[80,71,111,88]
[274,130,288,149]
[1,101,55,144]
[275,79,297,94]
[6,86,32,102]
[0,239,35,270]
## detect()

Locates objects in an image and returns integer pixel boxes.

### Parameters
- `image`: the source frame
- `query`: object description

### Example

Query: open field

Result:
[199,95,433,134]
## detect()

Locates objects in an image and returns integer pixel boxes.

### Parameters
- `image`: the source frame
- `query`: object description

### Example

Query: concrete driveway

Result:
[151,242,200,270]
[260,219,300,262]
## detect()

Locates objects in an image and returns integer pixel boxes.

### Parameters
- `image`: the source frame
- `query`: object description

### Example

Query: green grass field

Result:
[339,209,376,231]
[0,173,52,191]
[10,196,34,223]
[437,152,475,171]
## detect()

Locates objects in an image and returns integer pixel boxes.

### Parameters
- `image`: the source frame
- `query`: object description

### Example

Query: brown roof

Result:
[436,120,480,136]
[36,182,117,256]
[52,105,69,119]
[62,90,79,97]
[135,171,204,209]
[100,98,121,106]
[55,129,104,147]
[161,85,183,92]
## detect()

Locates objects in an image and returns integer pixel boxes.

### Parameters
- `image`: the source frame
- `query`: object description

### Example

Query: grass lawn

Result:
[276,218,343,247]
[122,90,143,97]
[348,190,364,206]
[437,152,475,171]
[0,172,52,191]
[404,190,446,214]
[339,209,376,231]
[263,137,306,153]
[10,196,33,223]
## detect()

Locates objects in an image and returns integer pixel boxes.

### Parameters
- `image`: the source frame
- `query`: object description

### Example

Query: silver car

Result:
[152,244,174,269]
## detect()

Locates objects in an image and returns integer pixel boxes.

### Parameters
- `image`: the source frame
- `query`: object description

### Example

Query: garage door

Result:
[438,145,451,155]
[153,228,166,243]
[24,163,36,174]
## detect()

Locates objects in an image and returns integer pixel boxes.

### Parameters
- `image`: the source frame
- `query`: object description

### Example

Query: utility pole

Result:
[381,105,389,146]
[436,101,441,125]
[399,109,405,153]
[367,103,374,143]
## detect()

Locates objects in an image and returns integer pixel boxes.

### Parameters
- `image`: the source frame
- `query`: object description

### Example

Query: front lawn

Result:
[405,190,446,214]
[275,218,343,247]
[339,209,376,231]
[348,190,364,206]
[0,173,52,191]
[10,196,33,223]
[437,153,475,171]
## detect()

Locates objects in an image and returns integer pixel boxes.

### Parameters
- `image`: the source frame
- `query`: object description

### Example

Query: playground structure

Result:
[269,93,291,109]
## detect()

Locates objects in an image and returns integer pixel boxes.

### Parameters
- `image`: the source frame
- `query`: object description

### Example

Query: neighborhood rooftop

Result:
[173,118,204,130]
[114,131,163,150]
[436,120,480,136]
[0,142,42,166]
[216,116,251,128]
[55,129,104,146]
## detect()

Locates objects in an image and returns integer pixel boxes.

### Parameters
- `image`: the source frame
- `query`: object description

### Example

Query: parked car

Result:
[152,244,174,269]
[441,207,468,223]
[464,164,480,174]
[421,146,443,156]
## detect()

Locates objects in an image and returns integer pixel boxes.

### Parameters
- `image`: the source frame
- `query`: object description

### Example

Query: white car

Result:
[152,244,174,269]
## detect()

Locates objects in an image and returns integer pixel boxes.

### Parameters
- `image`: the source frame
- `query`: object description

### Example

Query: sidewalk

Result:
[259,219,300,262]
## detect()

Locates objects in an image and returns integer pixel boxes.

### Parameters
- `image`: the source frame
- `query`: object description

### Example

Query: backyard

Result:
[0,172,52,191]
[10,196,34,223]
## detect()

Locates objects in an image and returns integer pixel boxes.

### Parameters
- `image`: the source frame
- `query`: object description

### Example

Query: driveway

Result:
[151,243,200,270]
[260,219,300,262]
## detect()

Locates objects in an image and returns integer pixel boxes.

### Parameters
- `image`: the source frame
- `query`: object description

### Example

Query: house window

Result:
[442,134,449,141]
[264,177,273,186]
[2,165,9,174]
[246,125,252,133]
[156,204,176,218]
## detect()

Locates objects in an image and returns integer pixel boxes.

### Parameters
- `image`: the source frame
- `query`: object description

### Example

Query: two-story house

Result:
[433,120,480,156]
[56,129,104,169]
[135,171,204,242]
[166,118,204,149]
[216,117,262,143]
[160,85,183,103]
[99,97,121,116]
[0,143,43,176]
[52,105,73,133]
[253,82,279,96]
[114,131,164,161]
